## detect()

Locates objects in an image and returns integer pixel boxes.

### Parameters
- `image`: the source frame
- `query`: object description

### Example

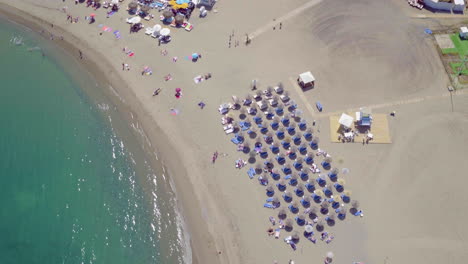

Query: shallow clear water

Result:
[0,17,188,264]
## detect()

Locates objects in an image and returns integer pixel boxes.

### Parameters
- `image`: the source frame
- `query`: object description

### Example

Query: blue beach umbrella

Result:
[334,181,344,193]
[287,126,296,135]
[303,128,313,141]
[281,116,290,127]
[295,184,304,197]
[266,185,275,197]
[304,152,314,164]
[283,191,293,203]
[321,157,332,170]
[323,186,333,198]
[305,182,316,193]
[288,201,299,214]
[325,213,336,226]
[253,116,262,124]
[316,176,326,187]
[276,128,285,139]
[336,207,346,220]
[328,168,338,182]
[341,190,351,203]
[281,140,290,149]
[309,137,319,149]
[270,169,281,180]
[276,179,286,192]
[282,164,292,175]
[298,143,307,154]
[288,173,298,186]
[263,134,273,144]
[330,197,341,209]
[298,120,307,130]
[299,170,309,181]
[312,191,323,203]
[295,213,306,226]
[270,142,280,154]
[271,121,279,130]
[275,106,284,116]
[293,159,303,170]
[288,146,297,160]
[259,147,268,159]
[301,196,311,208]
[276,154,285,164]
[320,200,330,215]
[292,135,301,145]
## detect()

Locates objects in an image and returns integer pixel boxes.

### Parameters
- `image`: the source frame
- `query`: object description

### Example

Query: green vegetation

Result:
[441,34,468,75]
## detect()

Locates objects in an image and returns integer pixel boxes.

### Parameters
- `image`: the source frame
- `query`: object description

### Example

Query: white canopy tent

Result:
[298,71,315,88]
[338,113,354,128]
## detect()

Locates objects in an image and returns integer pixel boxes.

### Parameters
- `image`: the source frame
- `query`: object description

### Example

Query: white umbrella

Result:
[305,225,313,233]
[129,16,141,24]
[153,24,162,33]
[160,28,171,36]
[111,0,119,4]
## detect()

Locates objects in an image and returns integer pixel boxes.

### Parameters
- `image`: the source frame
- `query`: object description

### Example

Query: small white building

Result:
[460,26,468,39]
[423,0,466,14]
[297,71,315,89]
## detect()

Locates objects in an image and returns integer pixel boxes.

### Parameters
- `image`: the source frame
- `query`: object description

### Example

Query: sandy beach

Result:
[2,0,468,263]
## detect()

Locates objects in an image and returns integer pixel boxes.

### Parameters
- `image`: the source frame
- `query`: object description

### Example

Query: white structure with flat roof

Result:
[423,0,466,13]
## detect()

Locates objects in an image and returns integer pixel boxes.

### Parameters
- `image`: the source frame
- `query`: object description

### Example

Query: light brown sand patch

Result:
[435,34,455,49]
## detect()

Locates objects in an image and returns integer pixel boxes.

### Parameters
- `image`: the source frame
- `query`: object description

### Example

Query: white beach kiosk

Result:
[297,71,315,89]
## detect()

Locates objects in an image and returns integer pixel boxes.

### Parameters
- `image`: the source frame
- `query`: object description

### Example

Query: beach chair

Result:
[274,229,280,239]
[316,101,323,112]
[293,162,302,170]
[253,116,262,124]
[282,167,292,175]
[264,203,276,209]
[271,171,280,180]
[271,122,279,130]
[247,168,256,179]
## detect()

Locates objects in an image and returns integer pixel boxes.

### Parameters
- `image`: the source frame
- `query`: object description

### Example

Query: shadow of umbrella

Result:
[301,196,311,208]
[276,179,287,192]
[295,183,305,197]
[308,206,318,220]
[326,212,336,226]
[328,168,339,182]
[284,219,294,232]
[310,137,319,150]
[316,220,325,232]
[266,184,275,197]
[278,207,287,220]
[321,157,332,170]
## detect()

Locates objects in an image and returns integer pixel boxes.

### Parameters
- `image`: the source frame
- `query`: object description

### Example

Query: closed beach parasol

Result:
[162,9,174,19]
[160,28,171,36]
[128,1,138,9]
[140,5,150,14]
[278,208,287,220]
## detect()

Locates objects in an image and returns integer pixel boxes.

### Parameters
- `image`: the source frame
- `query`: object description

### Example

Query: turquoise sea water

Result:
[0,18,188,264]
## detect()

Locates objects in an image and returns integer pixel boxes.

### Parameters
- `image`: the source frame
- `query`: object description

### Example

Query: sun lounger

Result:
[264,203,276,209]
[231,137,242,144]
[247,168,256,179]
[274,86,283,93]
[274,229,280,238]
